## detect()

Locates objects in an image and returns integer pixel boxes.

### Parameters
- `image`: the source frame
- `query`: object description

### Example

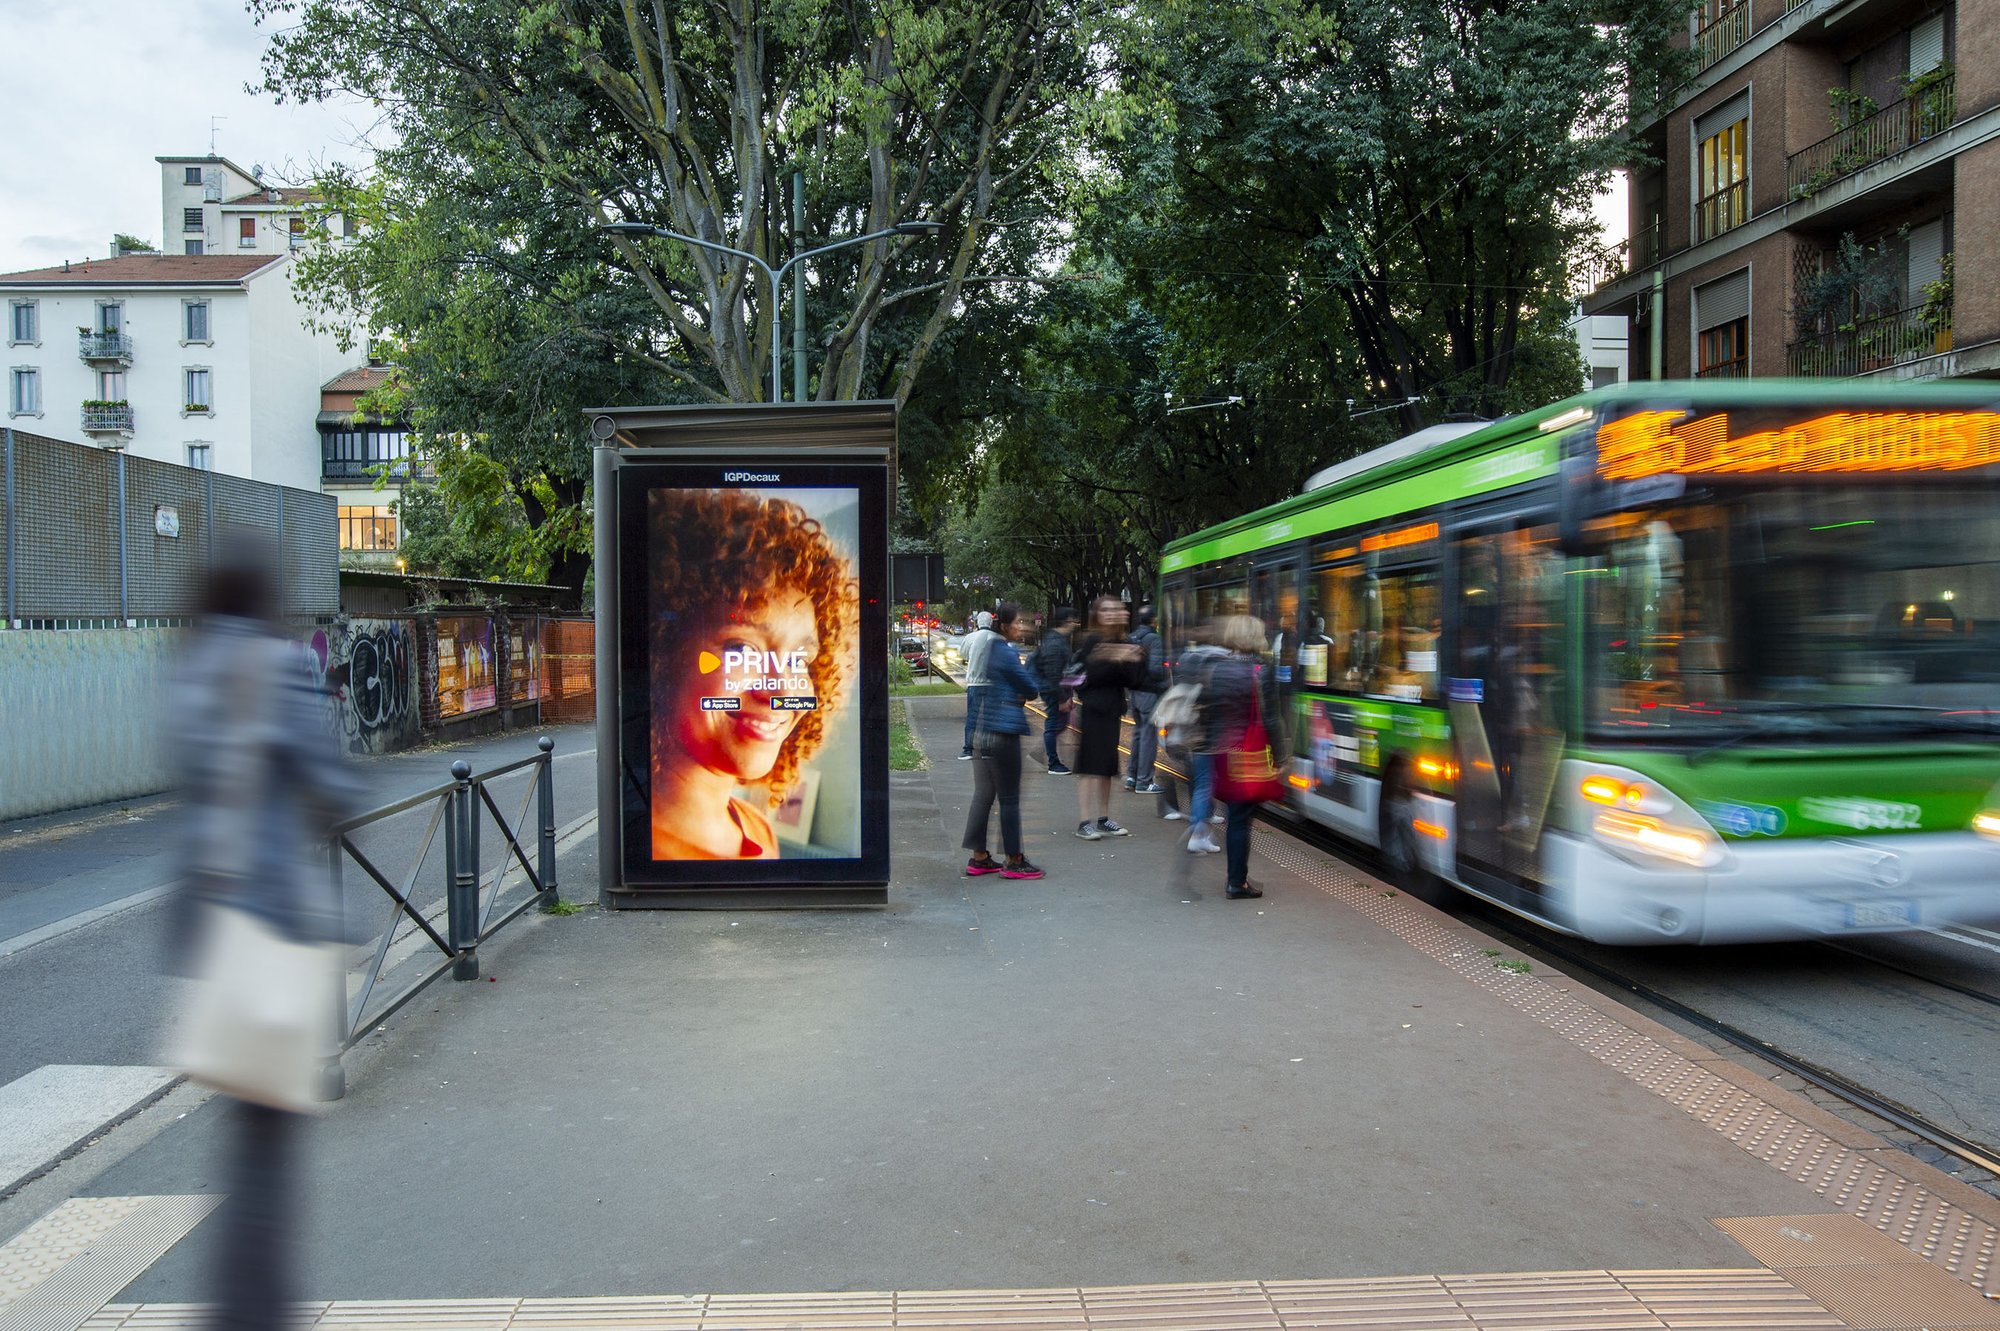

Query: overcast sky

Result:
[0,0,377,275]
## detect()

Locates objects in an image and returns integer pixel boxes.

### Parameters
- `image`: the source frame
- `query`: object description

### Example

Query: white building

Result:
[155,154,345,257]
[3,253,362,493]
[1574,307,1629,390]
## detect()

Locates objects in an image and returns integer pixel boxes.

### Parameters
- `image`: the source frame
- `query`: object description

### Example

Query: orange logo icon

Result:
[698,651,722,675]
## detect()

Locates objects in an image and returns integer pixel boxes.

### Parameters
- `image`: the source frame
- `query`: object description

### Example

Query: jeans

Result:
[1188,752,1216,826]
[1225,798,1256,889]
[961,684,986,753]
[962,733,1024,856]
[1127,699,1158,785]
[1041,694,1067,766]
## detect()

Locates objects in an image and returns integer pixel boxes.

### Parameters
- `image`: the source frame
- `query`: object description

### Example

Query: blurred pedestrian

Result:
[1072,596,1146,839]
[1124,604,1167,795]
[164,530,360,1331]
[1032,607,1079,774]
[1177,626,1230,852]
[1198,614,1283,898]
[959,610,1000,761]
[962,604,1046,879]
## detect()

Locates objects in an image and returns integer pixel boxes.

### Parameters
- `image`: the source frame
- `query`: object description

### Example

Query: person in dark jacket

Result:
[1124,604,1167,795]
[962,604,1046,878]
[1197,614,1282,898]
[1072,596,1146,839]
[1031,607,1078,774]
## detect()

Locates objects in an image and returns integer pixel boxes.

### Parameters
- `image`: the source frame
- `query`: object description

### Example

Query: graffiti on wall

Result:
[302,618,421,753]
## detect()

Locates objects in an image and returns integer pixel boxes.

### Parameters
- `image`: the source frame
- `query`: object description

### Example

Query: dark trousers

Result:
[211,1100,300,1330]
[1041,694,1067,766]
[1127,699,1158,784]
[961,685,986,753]
[1225,799,1256,889]
[962,733,1024,856]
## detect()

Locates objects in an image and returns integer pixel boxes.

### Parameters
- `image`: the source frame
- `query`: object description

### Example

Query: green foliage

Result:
[112,233,156,253]
[1919,252,1954,334]
[1793,231,1905,342]
[888,654,916,688]
[888,699,928,770]
[1827,87,1879,130]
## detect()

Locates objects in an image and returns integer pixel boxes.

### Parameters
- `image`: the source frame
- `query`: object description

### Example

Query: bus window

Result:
[1369,568,1441,701]
[1309,540,1365,693]
[1194,560,1250,628]
[1253,555,1303,679]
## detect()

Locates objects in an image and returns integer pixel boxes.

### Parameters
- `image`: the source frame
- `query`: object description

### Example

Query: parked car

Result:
[897,637,931,672]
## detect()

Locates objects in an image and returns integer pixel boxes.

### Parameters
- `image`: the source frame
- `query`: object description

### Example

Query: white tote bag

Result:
[166,902,336,1113]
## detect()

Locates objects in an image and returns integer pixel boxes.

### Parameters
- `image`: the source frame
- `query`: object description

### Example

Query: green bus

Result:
[1158,381,2000,944]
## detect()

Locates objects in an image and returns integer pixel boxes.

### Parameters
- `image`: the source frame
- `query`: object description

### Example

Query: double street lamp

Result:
[601,218,943,403]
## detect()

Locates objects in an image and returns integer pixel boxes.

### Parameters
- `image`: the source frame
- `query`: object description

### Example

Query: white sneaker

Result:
[1210,813,1226,825]
[1163,810,1186,821]
[1187,831,1220,855]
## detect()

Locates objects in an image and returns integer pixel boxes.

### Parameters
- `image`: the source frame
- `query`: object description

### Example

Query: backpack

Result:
[1155,681,1203,751]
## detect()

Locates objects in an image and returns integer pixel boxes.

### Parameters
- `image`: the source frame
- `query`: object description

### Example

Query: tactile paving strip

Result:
[0,1195,220,1331]
[67,1270,1845,1330]
[1251,829,2000,1299]
[0,1199,148,1315]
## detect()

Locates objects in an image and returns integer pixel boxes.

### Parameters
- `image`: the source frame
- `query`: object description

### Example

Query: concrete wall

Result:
[0,628,176,820]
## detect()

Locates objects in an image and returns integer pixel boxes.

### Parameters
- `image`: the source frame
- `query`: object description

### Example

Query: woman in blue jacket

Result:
[962,603,1047,879]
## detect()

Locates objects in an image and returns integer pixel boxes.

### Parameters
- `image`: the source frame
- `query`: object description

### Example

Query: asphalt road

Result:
[0,723,598,1089]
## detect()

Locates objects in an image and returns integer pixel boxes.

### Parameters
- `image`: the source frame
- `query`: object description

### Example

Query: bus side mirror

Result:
[1557,450,1603,556]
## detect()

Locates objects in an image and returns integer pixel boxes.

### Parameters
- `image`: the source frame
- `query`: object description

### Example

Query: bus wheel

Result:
[1380,780,1446,903]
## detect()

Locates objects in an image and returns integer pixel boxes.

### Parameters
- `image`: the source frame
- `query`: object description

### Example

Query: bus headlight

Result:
[1973,810,2000,839]
[1592,810,1723,867]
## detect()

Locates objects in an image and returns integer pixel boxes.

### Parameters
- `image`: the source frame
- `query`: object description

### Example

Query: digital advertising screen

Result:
[614,460,889,891]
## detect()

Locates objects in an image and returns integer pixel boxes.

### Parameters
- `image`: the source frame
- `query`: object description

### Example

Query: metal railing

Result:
[77,331,133,363]
[1695,2,1750,70]
[1695,180,1748,243]
[319,736,560,1098]
[1787,74,1956,199]
[80,403,134,433]
[1786,302,1952,377]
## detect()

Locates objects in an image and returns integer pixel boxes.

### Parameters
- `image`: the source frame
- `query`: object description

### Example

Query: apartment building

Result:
[1582,0,1993,382]
[3,254,360,493]
[155,154,346,257]
[320,364,417,564]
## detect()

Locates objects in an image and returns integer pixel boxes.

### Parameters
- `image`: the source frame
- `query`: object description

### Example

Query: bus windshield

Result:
[1587,481,2000,743]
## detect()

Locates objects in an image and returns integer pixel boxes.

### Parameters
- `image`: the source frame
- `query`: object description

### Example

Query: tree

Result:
[113,233,157,253]
[254,0,1086,412]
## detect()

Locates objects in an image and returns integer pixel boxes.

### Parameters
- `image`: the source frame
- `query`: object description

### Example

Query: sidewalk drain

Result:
[1252,829,2000,1300]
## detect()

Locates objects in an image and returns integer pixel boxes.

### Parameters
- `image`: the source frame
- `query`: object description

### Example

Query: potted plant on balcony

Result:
[1918,252,1953,353]
[1901,63,1954,140]
[185,402,210,414]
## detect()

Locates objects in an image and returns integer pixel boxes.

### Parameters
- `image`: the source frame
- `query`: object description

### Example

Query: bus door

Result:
[1450,523,1566,897]
[1251,548,1304,745]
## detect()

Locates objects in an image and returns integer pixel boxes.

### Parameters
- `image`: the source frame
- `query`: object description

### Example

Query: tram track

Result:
[1252,801,2000,1184]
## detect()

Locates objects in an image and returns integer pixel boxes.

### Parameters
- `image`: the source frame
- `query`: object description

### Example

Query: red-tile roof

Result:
[323,366,397,393]
[0,255,285,286]
[225,187,319,207]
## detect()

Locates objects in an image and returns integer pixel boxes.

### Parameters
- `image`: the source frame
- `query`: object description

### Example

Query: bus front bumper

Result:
[1541,829,2000,945]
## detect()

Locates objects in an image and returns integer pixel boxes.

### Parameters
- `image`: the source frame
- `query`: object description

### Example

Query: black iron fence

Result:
[1786,303,1952,377]
[319,736,560,1099]
[1787,74,1956,200]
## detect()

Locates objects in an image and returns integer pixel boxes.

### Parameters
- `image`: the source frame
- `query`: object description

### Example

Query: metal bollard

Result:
[447,759,480,980]
[321,838,349,1101]
[537,736,558,904]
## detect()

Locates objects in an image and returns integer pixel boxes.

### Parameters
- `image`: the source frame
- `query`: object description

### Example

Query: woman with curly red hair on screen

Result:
[648,489,857,860]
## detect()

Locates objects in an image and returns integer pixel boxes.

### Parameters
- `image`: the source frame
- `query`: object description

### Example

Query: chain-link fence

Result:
[2,427,336,625]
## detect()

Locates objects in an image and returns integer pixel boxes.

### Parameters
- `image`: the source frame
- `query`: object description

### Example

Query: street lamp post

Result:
[601,218,943,403]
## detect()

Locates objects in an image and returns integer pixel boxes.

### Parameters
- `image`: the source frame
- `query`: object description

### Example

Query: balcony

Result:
[1788,73,1955,200]
[81,401,135,436]
[77,331,133,366]
[1786,303,1951,377]
[1695,2,1750,72]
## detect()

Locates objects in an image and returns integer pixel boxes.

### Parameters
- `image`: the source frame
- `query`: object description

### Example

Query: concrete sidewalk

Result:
[3,700,1997,1329]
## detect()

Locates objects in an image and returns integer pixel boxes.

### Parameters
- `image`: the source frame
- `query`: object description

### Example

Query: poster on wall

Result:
[610,453,890,894]
[437,617,497,717]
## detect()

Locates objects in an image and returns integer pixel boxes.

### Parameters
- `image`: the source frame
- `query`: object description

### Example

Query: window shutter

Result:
[1694,91,1750,142]
[1910,14,1944,76]
[1908,219,1945,297]
[1694,269,1751,331]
